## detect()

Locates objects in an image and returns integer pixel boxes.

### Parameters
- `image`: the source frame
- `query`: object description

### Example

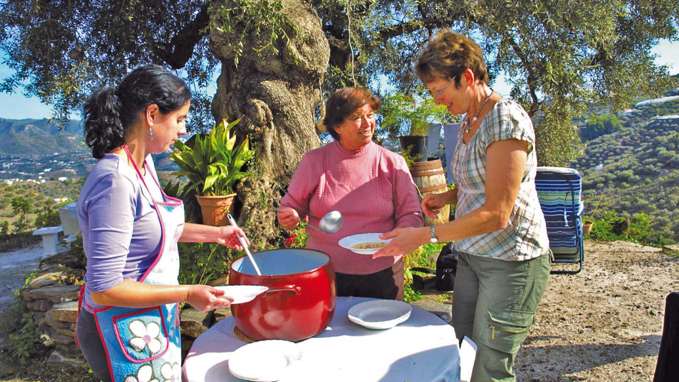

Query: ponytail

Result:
[82,64,192,160]
[83,87,124,159]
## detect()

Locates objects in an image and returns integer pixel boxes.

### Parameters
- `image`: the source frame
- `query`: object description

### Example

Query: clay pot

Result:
[583,221,594,236]
[195,194,236,226]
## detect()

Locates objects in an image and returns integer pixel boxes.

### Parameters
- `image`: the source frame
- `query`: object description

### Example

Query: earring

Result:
[148,127,154,140]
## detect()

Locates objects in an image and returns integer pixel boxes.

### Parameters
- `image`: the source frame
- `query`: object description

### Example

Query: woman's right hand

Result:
[277,206,301,230]
[422,192,449,218]
[185,285,232,312]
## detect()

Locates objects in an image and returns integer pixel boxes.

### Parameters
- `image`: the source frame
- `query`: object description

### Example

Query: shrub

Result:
[0,221,10,235]
[8,310,49,365]
[34,200,68,228]
[0,296,48,366]
[580,114,622,141]
[587,210,673,245]
[178,243,236,286]
[403,243,442,302]
[282,222,308,248]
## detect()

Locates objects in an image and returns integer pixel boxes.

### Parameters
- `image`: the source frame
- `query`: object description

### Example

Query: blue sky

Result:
[0,40,677,120]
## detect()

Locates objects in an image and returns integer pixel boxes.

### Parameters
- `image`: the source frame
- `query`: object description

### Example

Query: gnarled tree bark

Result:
[209,0,330,247]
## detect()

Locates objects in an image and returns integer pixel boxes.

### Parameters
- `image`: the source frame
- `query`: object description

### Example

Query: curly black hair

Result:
[83,64,192,159]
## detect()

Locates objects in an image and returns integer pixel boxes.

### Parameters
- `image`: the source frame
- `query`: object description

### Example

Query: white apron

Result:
[79,146,185,382]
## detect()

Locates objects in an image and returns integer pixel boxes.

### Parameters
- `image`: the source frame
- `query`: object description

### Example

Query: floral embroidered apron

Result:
[79,147,185,382]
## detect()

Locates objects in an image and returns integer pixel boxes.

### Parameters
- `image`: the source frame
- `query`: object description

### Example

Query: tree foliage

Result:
[314,0,679,164]
[0,0,218,129]
[380,91,453,137]
[2,1,677,166]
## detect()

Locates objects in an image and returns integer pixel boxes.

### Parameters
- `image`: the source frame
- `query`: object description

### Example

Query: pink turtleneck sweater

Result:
[280,141,423,274]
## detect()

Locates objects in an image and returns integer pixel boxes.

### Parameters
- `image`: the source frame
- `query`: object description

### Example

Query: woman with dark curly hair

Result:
[76,65,244,382]
[375,31,551,381]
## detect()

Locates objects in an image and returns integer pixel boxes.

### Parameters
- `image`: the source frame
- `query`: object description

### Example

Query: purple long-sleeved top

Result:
[77,153,163,311]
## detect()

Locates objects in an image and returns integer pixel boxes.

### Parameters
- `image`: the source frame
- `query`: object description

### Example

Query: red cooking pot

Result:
[229,248,336,341]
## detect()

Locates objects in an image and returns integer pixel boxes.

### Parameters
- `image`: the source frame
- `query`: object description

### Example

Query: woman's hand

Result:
[277,206,301,230]
[372,227,429,258]
[185,285,232,312]
[216,226,246,250]
[422,192,450,218]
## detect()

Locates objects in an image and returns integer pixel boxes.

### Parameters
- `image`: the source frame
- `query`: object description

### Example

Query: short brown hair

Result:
[323,87,381,140]
[416,30,489,87]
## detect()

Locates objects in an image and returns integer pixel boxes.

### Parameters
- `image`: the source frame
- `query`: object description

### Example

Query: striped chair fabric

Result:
[535,167,585,274]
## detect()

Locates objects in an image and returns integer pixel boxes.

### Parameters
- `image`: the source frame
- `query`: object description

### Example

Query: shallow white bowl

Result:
[338,233,391,255]
[214,285,268,304]
[347,299,412,330]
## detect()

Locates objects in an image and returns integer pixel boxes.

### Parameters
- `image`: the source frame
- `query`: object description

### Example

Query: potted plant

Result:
[583,219,594,236]
[170,118,254,226]
[381,92,451,163]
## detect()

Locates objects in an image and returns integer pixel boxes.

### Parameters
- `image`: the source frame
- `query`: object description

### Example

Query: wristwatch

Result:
[429,224,439,243]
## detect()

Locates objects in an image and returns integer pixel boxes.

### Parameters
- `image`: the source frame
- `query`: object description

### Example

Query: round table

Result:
[183,296,460,382]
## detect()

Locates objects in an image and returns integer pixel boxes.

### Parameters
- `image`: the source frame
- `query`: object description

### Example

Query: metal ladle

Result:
[226,214,262,276]
[319,210,343,233]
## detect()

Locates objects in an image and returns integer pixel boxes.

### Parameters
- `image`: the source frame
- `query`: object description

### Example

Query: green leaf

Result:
[203,174,219,193]
[170,117,251,196]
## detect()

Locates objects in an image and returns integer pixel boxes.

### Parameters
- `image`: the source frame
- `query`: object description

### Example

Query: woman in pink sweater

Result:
[278,87,423,299]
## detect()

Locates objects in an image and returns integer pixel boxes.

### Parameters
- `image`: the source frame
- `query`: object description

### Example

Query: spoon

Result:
[226,214,262,276]
[319,210,343,233]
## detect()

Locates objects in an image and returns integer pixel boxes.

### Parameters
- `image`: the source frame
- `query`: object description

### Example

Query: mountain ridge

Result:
[0,118,85,157]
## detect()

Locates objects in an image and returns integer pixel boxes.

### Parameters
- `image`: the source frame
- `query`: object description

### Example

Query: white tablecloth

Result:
[183,296,460,382]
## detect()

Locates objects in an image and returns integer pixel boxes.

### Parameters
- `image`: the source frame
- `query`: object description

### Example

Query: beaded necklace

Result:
[462,88,494,135]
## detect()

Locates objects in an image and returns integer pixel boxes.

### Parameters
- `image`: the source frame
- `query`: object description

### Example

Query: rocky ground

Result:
[1,240,677,381]
[409,241,679,381]
[514,241,679,381]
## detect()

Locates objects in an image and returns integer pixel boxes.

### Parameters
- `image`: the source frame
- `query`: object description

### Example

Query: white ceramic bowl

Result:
[214,285,268,304]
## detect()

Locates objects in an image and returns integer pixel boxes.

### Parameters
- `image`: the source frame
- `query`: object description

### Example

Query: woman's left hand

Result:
[372,227,429,259]
[216,226,247,250]
[186,285,233,311]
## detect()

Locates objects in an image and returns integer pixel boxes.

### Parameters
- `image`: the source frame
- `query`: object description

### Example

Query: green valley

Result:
[573,90,679,244]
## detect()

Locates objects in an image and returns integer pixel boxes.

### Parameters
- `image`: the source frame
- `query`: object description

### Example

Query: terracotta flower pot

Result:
[195,194,236,226]
[583,221,594,236]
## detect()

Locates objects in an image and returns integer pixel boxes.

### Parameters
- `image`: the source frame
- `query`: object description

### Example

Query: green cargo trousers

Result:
[452,252,550,382]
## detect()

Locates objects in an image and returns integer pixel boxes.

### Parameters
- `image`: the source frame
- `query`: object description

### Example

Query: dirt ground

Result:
[514,241,679,381]
[1,240,677,381]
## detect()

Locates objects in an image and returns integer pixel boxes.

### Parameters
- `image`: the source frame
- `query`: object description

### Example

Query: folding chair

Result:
[535,167,585,274]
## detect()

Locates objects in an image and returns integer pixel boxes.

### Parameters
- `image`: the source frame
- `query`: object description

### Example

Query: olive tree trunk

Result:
[209,0,330,248]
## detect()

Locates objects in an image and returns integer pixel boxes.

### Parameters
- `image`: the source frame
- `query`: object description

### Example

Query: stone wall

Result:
[19,248,85,368]
[15,245,218,370]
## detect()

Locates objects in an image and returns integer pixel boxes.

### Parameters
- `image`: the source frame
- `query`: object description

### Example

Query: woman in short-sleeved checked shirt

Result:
[375,30,551,382]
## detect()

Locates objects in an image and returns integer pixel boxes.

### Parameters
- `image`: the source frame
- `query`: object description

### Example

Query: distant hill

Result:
[0,118,179,177]
[573,90,679,243]
[0,118,87,157]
